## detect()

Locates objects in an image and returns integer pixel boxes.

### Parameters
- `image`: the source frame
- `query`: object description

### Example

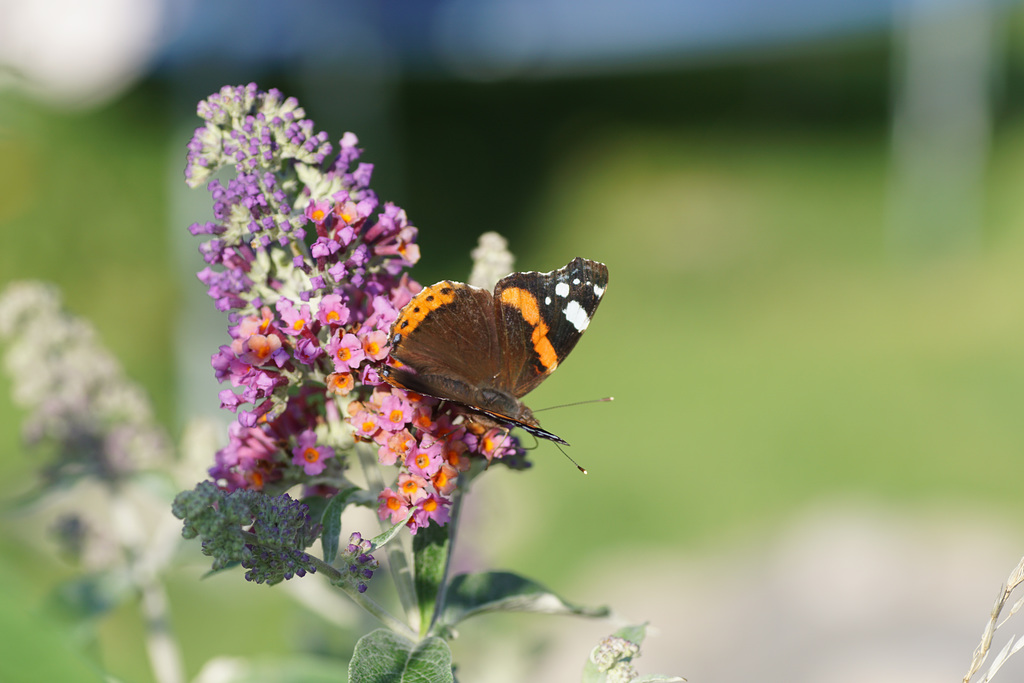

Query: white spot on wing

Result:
[545,296,551,305]
[572,278,581,285]
[593,284,605,297]
[555,282,570,298]
[563,300,591,332]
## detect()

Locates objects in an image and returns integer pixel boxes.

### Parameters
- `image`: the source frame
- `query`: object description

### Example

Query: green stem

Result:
[110,488,185,683]
[241,533,418,641]
[303,551,344,582]
[345,587,418,641]
[426,488,463,635]
[356,441,419,628]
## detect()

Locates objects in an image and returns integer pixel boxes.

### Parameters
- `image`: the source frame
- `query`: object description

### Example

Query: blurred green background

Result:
[4,3,1024,681]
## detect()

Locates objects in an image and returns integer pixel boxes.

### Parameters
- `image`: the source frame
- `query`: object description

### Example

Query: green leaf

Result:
[438,571,609,629]
[348,628,453,683]
[201,562,240,579]
[319,487,359,565]
[413,521,450,635]
[302,494,329,526]
[612,623,647,645]
[370,509,415,549]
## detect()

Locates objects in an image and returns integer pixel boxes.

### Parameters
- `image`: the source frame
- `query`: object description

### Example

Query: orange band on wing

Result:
[393,283,457,337]
[500,287,558,372]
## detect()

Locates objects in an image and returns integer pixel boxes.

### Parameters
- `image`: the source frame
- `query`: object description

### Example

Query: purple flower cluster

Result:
[185,84,525,533]
[339,532,378,593]
[352,386,521,533]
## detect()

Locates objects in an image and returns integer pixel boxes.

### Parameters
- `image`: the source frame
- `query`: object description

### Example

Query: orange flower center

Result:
[248,335,275,360]
[423,498,438,512]
[327,373,353,394]
[387,496,401,511]
[389,409,404,424]
[303,447,319,464]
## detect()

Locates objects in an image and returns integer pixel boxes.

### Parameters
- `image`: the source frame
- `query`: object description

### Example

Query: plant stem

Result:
[346,588,419,641]
[356,441,419,629]
[109,489,185,683]
[426,487,463,635]
[244,534,418,641]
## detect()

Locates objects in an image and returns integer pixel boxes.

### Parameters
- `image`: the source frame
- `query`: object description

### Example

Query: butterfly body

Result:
[381,257,608,446]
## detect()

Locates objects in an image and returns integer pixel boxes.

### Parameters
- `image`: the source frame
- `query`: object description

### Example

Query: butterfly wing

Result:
[492,257,608,398]
[385,281,501,405]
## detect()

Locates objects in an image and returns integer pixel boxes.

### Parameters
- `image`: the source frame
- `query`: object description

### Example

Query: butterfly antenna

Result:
[512,430,585,473]
[555,442,588,475]
[533,396,614,413]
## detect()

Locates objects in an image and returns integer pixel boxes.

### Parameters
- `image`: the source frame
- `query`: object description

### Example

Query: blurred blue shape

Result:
[157,0,1014,77]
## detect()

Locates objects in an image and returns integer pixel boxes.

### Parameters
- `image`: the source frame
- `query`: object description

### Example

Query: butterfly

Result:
[380,257,608,445]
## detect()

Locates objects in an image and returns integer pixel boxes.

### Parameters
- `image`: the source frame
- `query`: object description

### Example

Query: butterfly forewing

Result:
[388,282,501,391]
[493,257,608,398]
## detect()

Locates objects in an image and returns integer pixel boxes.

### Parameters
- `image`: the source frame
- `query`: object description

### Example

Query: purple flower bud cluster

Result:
[339,532,379,593]
[242,546,318,585]
[241,494,321,584]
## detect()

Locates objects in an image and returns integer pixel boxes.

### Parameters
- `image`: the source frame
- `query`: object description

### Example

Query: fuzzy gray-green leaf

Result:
[348,628,453,683]
[319,487,359,565]
[438,571,608,629]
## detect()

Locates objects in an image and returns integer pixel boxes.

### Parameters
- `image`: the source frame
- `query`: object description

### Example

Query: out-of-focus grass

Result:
[4,73,1024,680]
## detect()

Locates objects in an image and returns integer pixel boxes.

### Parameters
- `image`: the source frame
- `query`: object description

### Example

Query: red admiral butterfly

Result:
[381,257,608,446]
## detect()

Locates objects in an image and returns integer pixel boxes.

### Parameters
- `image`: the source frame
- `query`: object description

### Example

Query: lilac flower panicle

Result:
[184,85,531,538]
[0,281,172,482]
